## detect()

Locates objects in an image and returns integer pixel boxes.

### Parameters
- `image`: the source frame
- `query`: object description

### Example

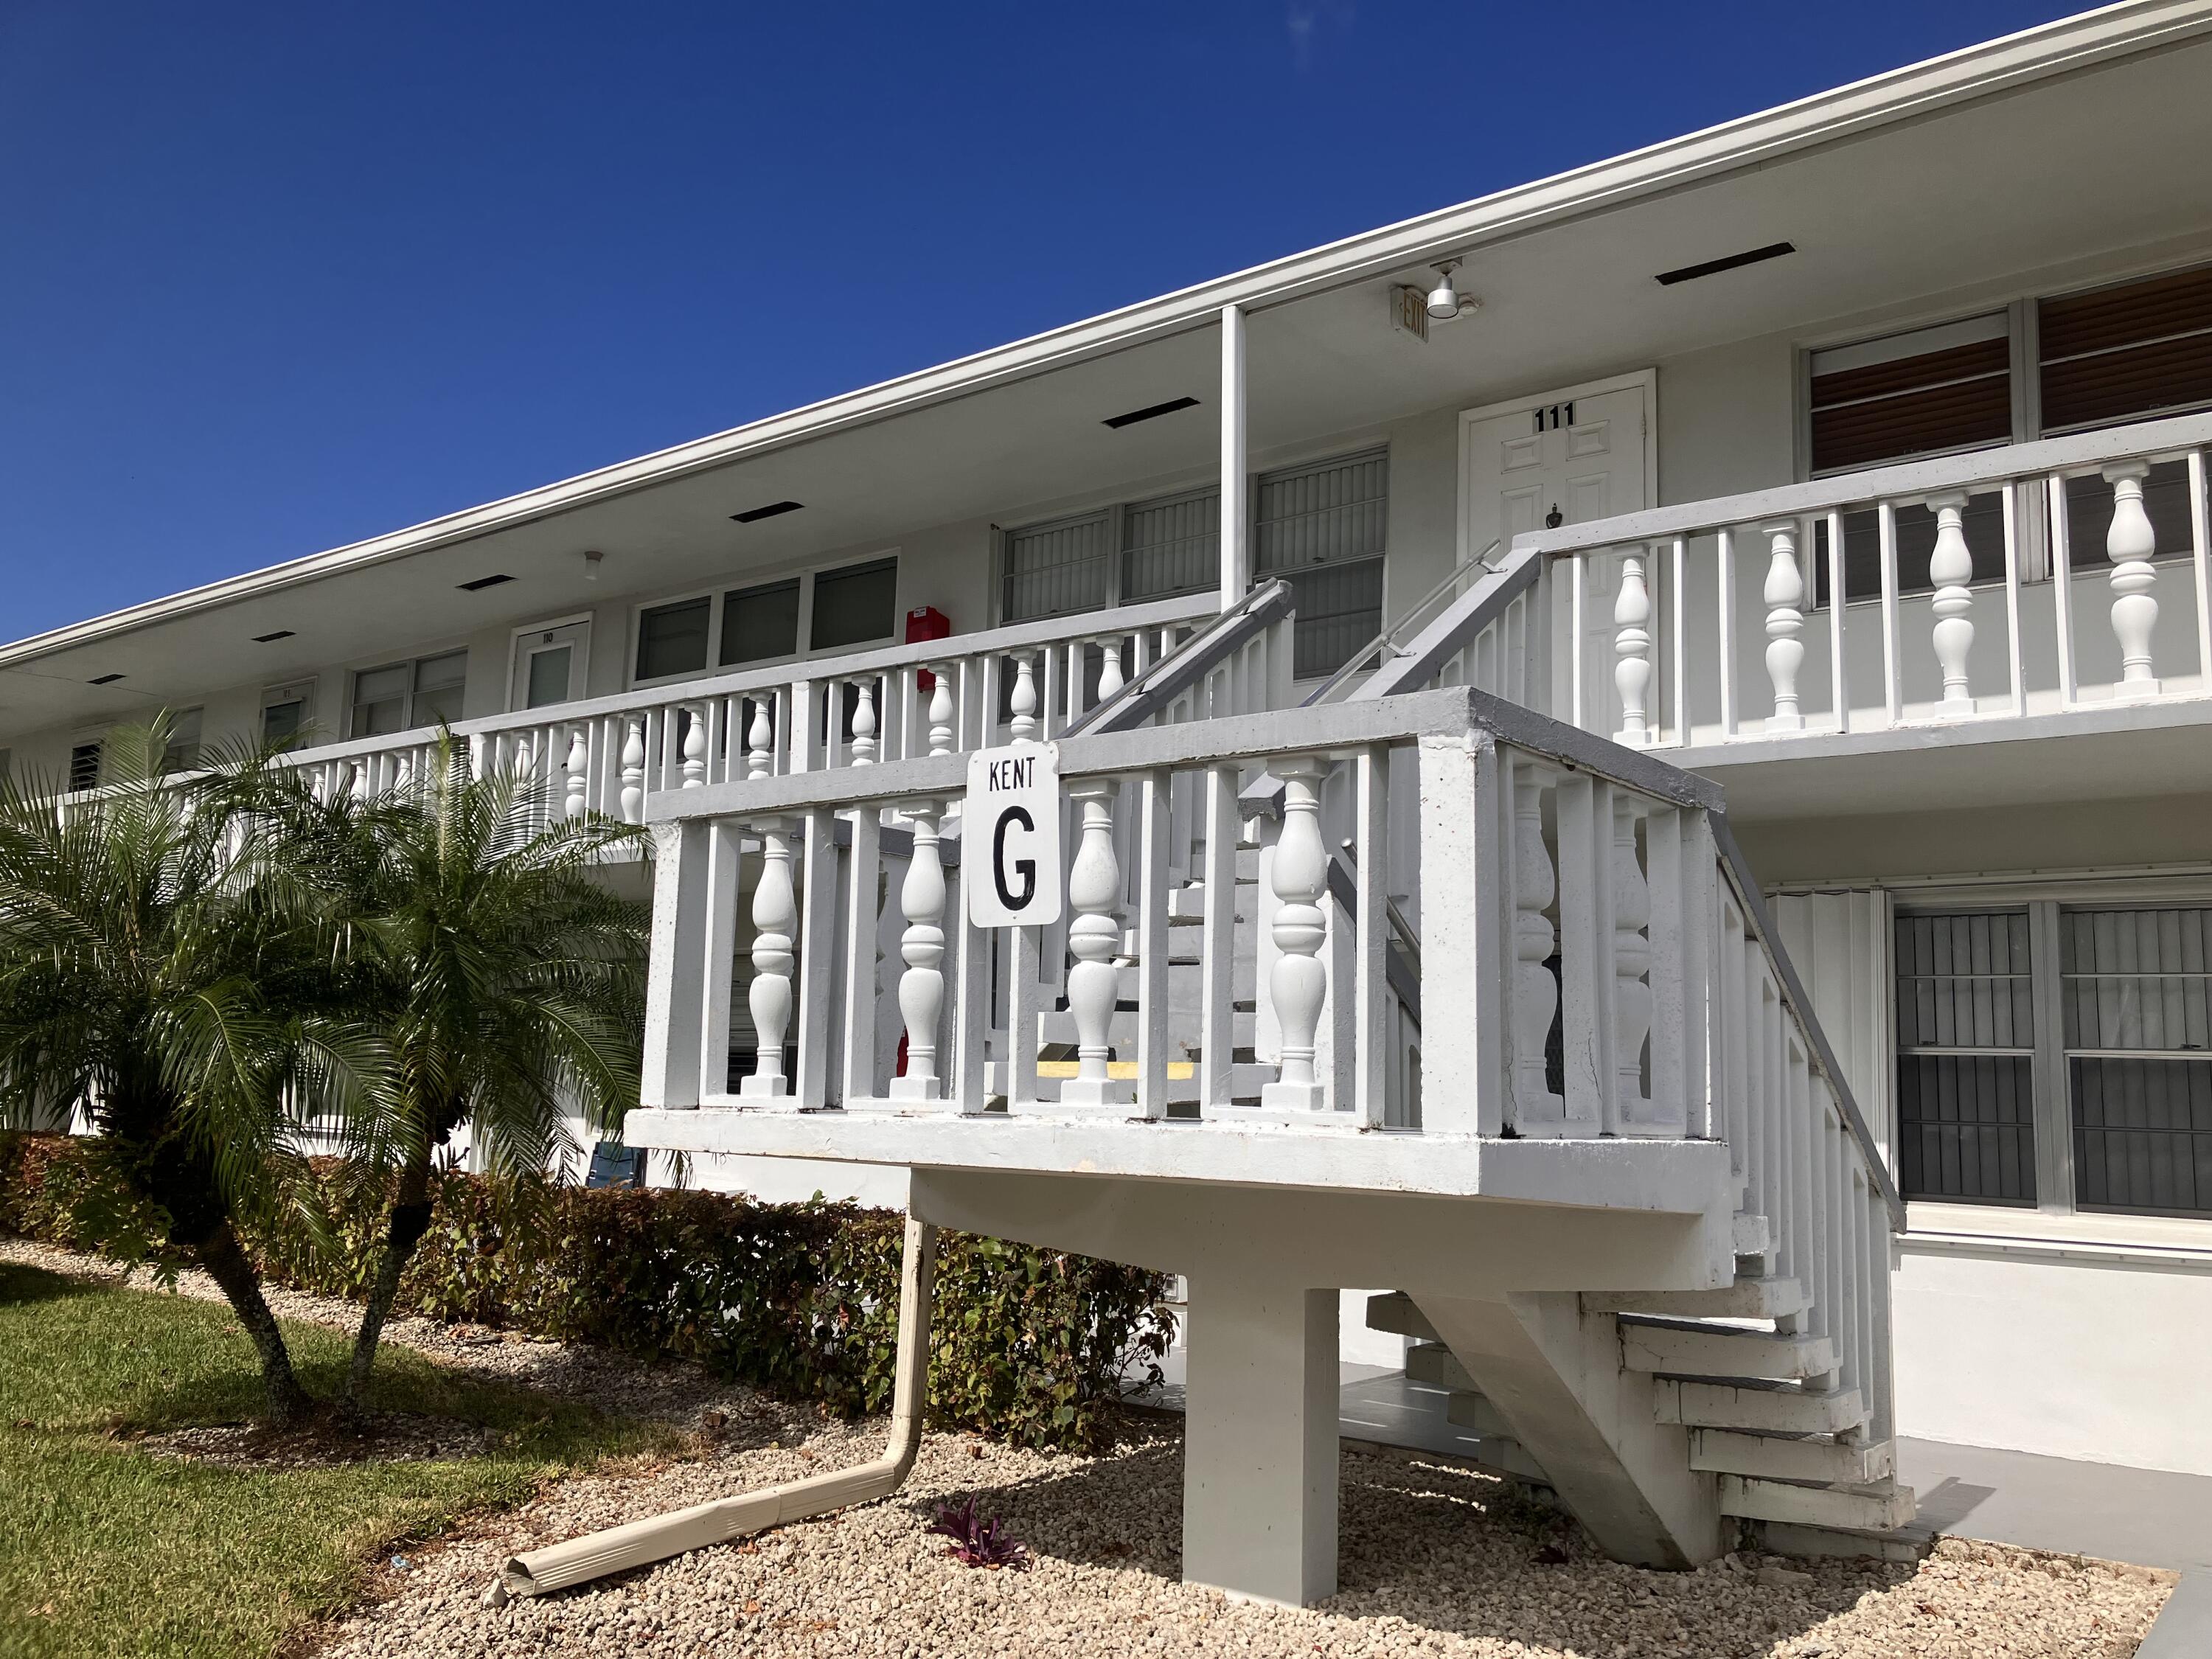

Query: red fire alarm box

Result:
[907,606,950,690]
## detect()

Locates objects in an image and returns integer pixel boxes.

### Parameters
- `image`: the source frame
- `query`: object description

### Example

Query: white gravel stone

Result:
[5,1238,2177,1658]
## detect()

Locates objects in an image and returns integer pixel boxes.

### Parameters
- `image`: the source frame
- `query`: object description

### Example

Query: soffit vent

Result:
[1102,396,1200,429]
[456,573,515,591]
[1655,241,1797,286]
[731,500,805,524]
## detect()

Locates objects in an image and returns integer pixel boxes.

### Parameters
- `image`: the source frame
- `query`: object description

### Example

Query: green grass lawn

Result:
[0,1260,675,1659]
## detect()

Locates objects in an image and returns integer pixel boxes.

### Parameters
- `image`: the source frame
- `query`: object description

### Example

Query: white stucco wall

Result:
[1894,1244,2212,1476]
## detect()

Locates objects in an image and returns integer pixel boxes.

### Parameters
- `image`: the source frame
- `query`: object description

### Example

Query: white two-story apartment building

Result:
[10,0,2212,1604]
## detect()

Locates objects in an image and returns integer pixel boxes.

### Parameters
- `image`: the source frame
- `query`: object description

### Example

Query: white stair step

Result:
[1585,1279,1809,1320]
[1443,1389,1514,1441]
[1654,1379,1868,1434]
[1405,1340,1475,1392]
[1720,1477,1917,1532]
[1689,1429,1894,1484]
[1365,1291,1439,1343]
[1621,1321,1835,1380]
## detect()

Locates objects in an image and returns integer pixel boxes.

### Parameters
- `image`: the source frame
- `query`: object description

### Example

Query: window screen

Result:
[720,577,801,666]
[809,557,897,651]
[2039,263,2212,435]
[160,708,203,773]
[352,664,411,737]
[1256,448,1388,679]
[2061,908,2212,1217]
[1122,487,1219,602]
[1893,911,2037,1206]
[412,651,467,726]
[636,597,711,681]
[1003,513,1110,624]
[262,683,312,747]
[68,742,100,792]
[1809,314,2012,476]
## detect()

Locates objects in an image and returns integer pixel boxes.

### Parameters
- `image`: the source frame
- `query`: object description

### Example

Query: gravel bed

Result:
[4,1238,2176,1657]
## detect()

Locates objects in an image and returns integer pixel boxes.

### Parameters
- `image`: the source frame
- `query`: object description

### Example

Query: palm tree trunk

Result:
[195,1217,313,1424]
[344,1147,436,1417]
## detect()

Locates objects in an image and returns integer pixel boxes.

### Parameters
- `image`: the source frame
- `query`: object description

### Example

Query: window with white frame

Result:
[1256,447,1389,680]
[1895,901,2212,1219]
[160,707,204,773]
[262,680,315,748]
[633,554,899,686]
[1121,486,1219,602]
[350,650,467,738]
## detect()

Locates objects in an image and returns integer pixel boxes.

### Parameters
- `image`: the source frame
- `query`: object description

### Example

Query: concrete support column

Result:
[1181,1273,1338,1605]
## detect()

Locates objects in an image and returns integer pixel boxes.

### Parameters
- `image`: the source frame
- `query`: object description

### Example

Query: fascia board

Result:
[8,0,2209,670]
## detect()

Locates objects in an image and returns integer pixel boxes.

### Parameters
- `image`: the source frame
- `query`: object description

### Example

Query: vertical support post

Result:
[641,819,711,1109]
[1878,501,1903,726]
[1199,764,1239,1114]
[1717,530,1738,737]
[1352,745,1390,1127]
[839,807,882,1105]
[697,821,741,1102]
[1671,535,1689,744]
[1415,731,1498,1135]
[793,808,838,1110]
[1220,304,1249,609]
[1826,511,1849,734]
[1506,755,1561,1133]
[1555,773,1615,1136]
[2002,487,2026,718]
[2189,450,2211,684]
[1180,1276,1338,1607]
[1643,807,1689,1137]
[1611,794,1651,1133]
[953,849,991,1116]
[1134,769,1172,1121]
[2048,474,2078,709]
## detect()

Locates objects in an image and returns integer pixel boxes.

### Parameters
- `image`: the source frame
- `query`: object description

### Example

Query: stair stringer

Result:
[1413,1290,1724,1569]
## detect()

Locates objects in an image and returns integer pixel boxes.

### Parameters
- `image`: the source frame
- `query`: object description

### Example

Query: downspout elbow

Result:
[502,1217,939,1598]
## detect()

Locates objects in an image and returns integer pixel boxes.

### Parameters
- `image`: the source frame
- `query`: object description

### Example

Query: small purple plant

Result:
[928,1495,1032,1571]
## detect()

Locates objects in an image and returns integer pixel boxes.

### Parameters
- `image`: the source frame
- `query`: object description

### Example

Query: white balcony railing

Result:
[1519,410,2212,748]
[285,591,1254,821]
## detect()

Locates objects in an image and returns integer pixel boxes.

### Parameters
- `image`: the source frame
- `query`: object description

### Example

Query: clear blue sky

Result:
[1,1,2079,641]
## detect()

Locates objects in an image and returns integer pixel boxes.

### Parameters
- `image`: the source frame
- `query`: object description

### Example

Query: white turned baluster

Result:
[1511,759,1562,1129]
[1062,779,1131,1106]
[1261,757,1329,1111]
[681,707,708,787]
[1762,521,1806,731]
[391,751,412,795]
[741,821,796,1096]
[924,670,955,757]
[2105,460,2161,697]
[849,679,878,765]
[1098,638,1125,703]
[1927,490,1976,714]
[888,799,947,1100]
[1614,550,1654,745]
[1613,796,1652,1122]
[564,729,588,818]
[1009,653,1039,742]
[619,719,646,821]
[745,700,774,780]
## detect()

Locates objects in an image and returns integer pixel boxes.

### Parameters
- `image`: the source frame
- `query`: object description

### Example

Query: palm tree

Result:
[302,735,647,1416]
[0,718,376,1423]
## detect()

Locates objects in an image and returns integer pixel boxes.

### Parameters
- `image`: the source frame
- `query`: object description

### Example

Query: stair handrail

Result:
[1058,578,1295,739]
[1342,540,1540,703]
[1301,539,1506,708]
[1706,808,1906,1231]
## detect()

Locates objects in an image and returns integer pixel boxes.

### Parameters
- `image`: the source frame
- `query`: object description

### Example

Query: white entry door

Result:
[510,619,591,711]
[1460,376,1652,728]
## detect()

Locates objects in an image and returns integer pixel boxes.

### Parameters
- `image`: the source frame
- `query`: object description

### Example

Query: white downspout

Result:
[502,1217,939,1598]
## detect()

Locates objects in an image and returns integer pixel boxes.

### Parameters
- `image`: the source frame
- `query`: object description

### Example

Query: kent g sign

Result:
[965,742,1063,928]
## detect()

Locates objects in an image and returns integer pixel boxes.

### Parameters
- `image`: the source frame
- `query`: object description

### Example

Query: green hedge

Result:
[0,1133,1173,1453]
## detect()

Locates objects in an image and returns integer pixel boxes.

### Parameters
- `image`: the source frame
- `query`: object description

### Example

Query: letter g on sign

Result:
[964,743,1064,928]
